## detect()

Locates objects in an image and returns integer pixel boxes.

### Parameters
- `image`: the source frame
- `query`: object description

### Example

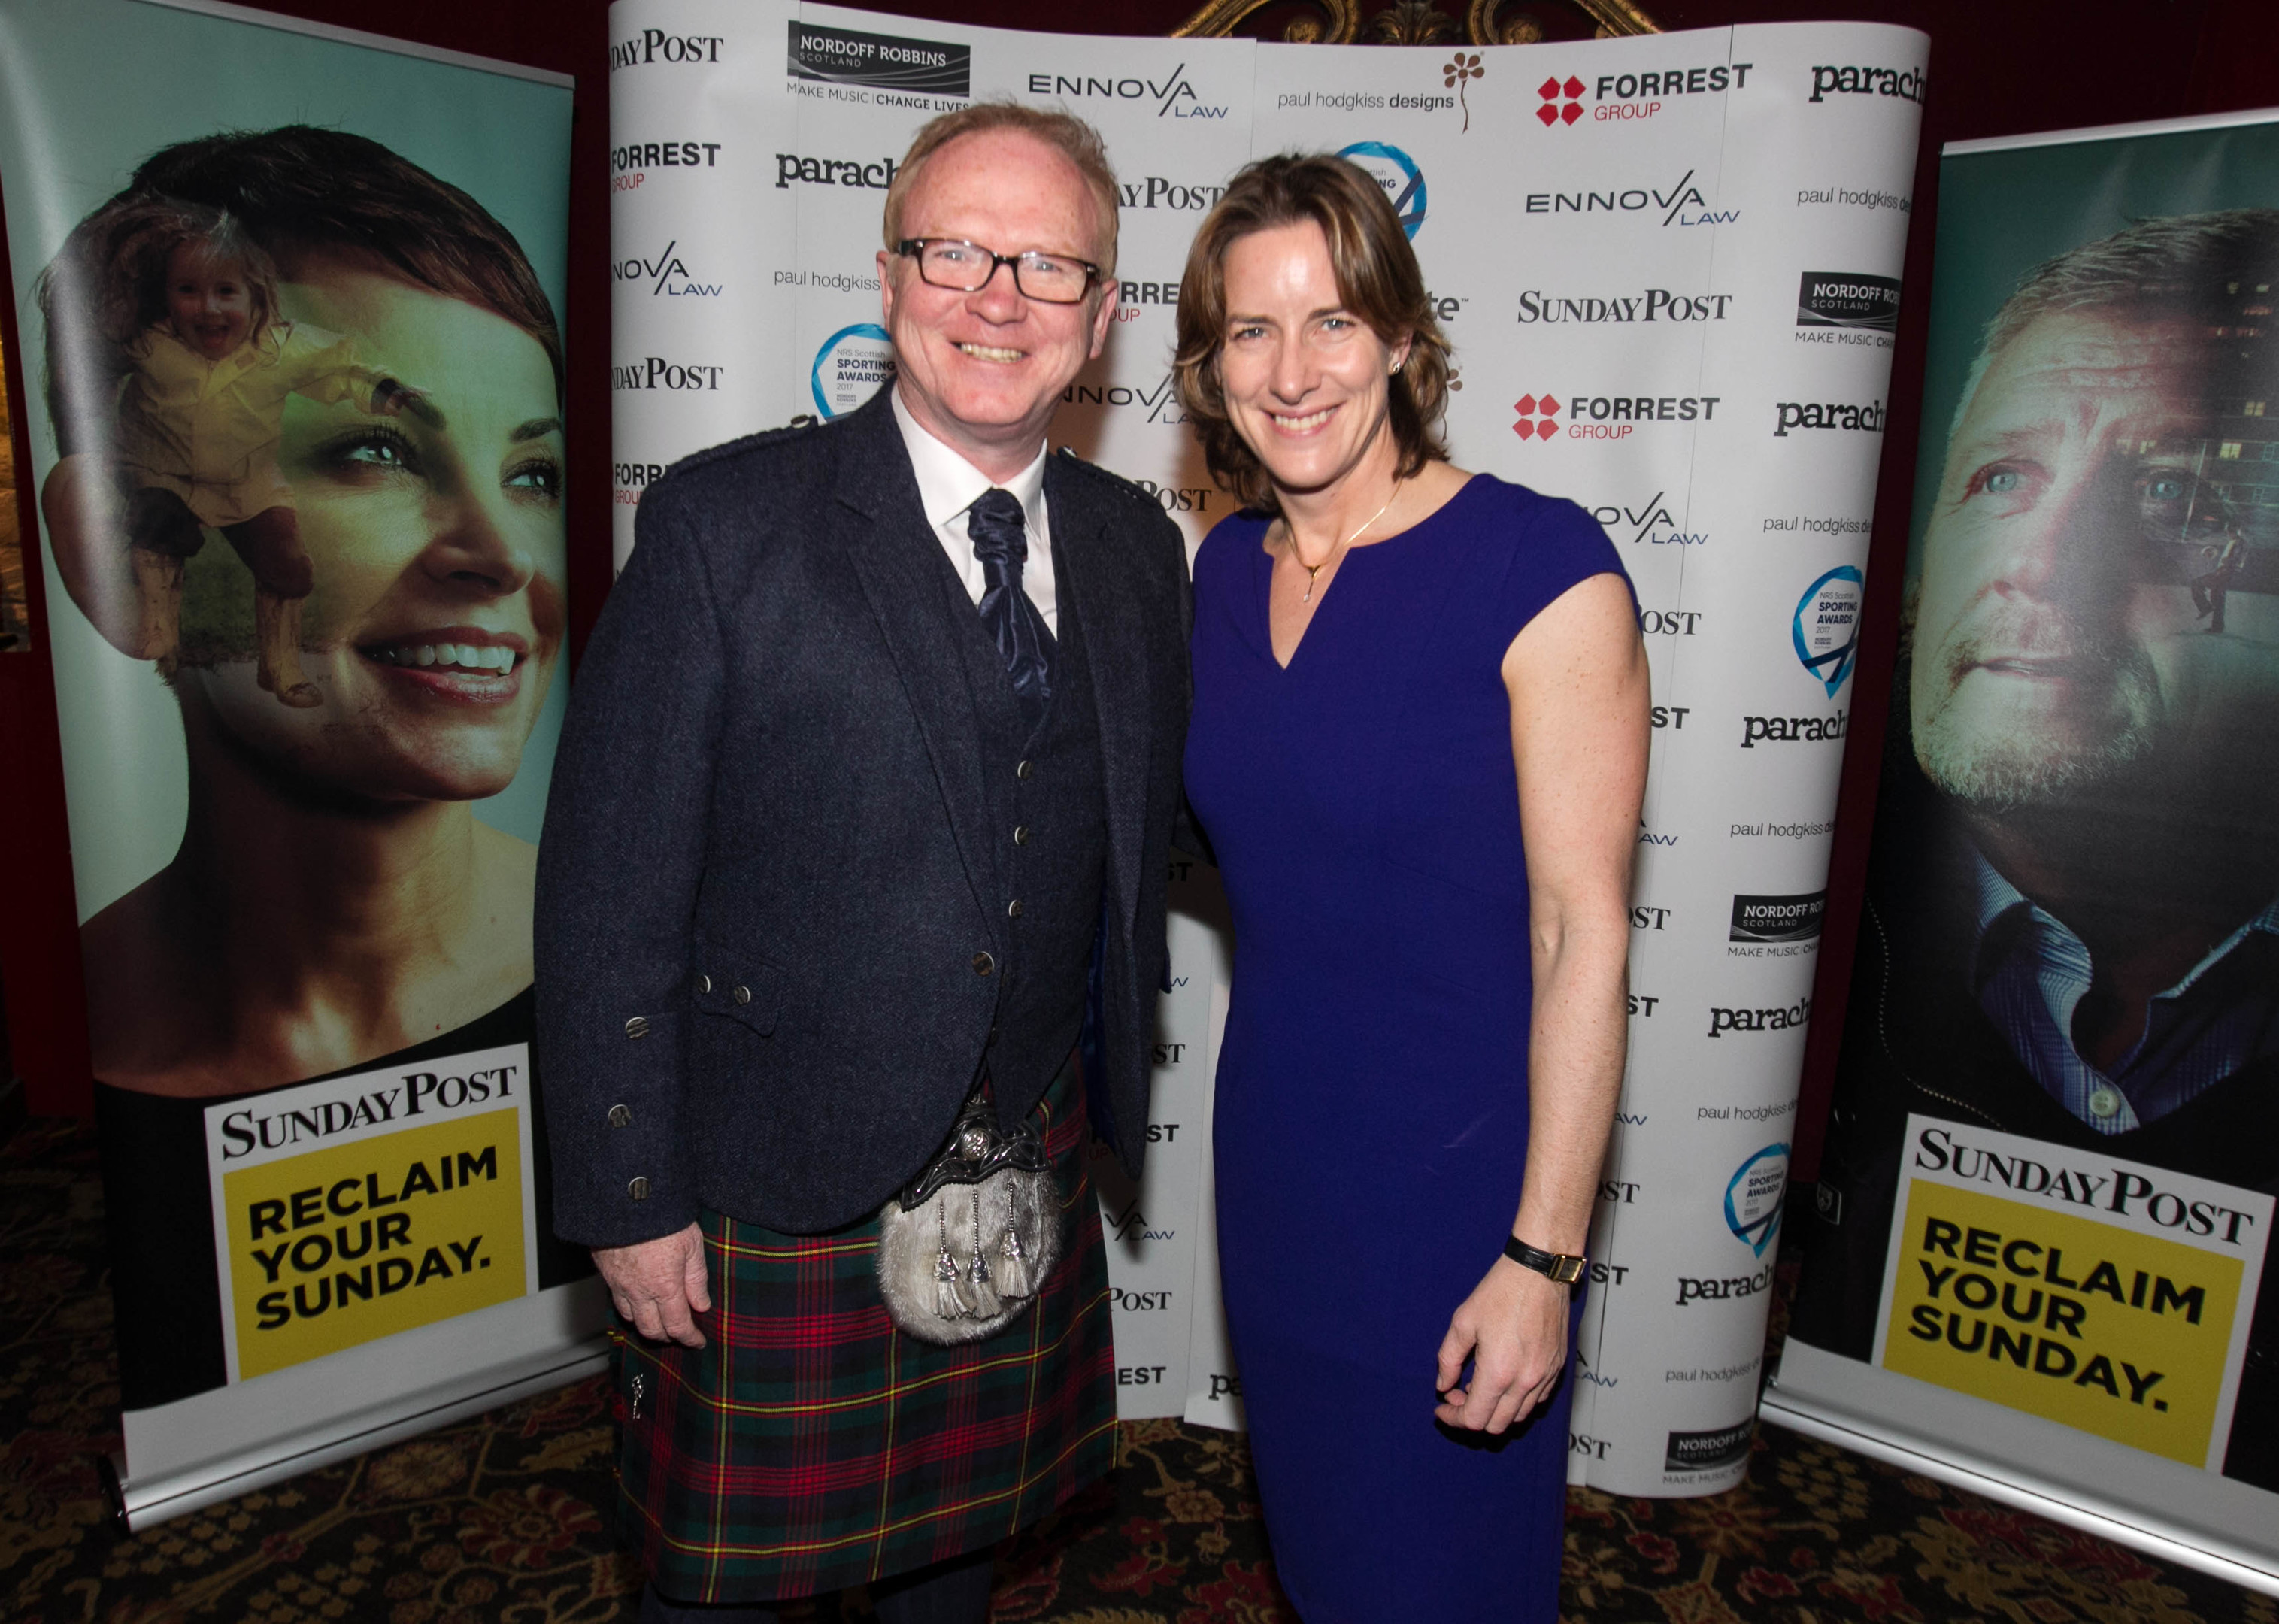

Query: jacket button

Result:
[608,1104,632,1129]
[1016,760,1034,780]
[628,1177,651,1201]
[625,1015,650,1040]
[1014,826,1030,845]
[696,973,712,994]
[973,951,995,975]
[733,984,752,1004]
[986,1023,999,1046]
[1007,899,1023,919]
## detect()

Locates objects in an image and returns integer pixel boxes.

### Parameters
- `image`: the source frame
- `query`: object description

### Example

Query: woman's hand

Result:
[1434,1255,1571,1432]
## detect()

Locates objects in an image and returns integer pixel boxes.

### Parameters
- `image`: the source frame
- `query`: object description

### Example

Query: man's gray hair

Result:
[1950,208,2279,445]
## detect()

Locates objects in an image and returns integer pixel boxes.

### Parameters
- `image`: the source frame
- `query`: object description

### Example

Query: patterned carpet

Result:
[5,1114,2274,1624]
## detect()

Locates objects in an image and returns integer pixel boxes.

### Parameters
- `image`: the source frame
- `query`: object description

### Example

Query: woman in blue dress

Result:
[1172,155,1649,1622]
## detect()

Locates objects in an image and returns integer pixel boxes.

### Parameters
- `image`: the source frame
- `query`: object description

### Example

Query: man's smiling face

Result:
[877,128,1115,472]
[1911,309,2271,810]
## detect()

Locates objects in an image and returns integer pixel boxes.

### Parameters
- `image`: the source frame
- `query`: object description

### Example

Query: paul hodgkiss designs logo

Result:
[1444,53,1483,131]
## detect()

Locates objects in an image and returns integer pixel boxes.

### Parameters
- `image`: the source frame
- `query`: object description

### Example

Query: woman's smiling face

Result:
[187,263,565,802]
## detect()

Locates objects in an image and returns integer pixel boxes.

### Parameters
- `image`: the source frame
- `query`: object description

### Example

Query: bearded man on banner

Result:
[1795,210,2279,1491]
[536,105,1188,1622]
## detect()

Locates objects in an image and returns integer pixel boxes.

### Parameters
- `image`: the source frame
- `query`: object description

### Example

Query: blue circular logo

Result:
[811,323,895,419]
[1725,1143,1790,1257]
[1336,141,1426,239]
[1793,565,1863,698]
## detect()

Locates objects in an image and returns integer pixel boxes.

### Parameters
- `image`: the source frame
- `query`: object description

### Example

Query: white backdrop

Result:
[608,0,1924,1495]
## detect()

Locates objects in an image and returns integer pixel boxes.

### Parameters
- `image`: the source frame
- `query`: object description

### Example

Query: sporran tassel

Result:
[965,1189,1000,1316]
[934,1200,968,1319]
[996,1225,1035,1299]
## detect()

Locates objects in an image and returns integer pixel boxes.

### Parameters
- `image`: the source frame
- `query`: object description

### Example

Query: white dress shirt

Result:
[890,387,1056,634]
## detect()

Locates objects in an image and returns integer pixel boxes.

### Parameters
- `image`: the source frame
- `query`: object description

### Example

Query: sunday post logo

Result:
[206,1044,536,1381]
[1874,1116,2271,1468]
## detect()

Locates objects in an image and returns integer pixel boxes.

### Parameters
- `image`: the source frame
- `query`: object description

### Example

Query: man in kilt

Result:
[536,105,1189,1622]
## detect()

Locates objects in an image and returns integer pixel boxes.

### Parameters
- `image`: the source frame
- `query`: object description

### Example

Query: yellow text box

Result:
[222,1109,524,1379]
[1882,1179,2241,1465]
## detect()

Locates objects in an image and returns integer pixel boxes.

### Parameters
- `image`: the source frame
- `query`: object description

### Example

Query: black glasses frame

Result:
[895,238,1102,304]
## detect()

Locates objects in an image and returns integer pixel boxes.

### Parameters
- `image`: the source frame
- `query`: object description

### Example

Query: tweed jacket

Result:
[535,392,1190,1246]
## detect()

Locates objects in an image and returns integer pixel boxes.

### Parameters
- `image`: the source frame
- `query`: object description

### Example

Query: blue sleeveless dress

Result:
[1183,475,1629,1622]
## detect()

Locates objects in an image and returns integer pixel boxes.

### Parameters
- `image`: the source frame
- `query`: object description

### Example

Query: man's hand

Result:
[593,1223,712,1348]
[1433,1256,1571,1433]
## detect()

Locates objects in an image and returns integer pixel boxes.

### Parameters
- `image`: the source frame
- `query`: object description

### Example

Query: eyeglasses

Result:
[896,238,1101,304]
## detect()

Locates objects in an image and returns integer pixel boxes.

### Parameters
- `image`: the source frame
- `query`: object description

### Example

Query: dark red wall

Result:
[3,0,2274,1127]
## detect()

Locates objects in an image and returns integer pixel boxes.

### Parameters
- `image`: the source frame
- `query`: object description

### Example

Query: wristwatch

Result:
[1503,1235,1587,1285]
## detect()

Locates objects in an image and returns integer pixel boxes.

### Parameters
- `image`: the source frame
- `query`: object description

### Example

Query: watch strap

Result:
[1503,1235,1587,1285]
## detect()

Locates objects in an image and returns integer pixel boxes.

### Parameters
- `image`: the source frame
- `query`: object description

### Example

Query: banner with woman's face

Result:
[0,0,585,1528]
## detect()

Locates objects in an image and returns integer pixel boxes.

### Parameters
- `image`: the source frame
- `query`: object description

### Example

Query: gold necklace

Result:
[1290,483,1399,605]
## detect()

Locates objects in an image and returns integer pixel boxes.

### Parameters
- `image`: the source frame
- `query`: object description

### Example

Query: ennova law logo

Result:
[1587,490,1705,547]
[1523,169,1732,227]
[1061,373,1186,426]
[1538,62,1756,127]
[613,241,720,298]
[1338,142,1426,238]
[1026,63,1226,119]
[789,21,970,99]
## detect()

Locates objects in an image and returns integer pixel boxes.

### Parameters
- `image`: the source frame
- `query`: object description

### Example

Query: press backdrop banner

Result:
[0,0,591,1528]
[610,0,1924,1495]
[1769,110,2279,1593]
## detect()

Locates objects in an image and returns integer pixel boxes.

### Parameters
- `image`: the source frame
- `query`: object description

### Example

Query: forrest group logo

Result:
[1537,74,1585,126]
[1336,141,1426,238]
[1512,392,1561,439]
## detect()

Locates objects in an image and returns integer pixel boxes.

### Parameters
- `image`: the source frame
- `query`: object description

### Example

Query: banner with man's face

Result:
[1773,113,2279,1592]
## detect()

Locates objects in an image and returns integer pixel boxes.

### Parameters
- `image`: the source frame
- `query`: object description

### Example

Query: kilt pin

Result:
[613,1056,1115,1603]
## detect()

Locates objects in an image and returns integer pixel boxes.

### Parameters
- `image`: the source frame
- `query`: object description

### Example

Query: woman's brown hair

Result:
[1173,153,1451,512]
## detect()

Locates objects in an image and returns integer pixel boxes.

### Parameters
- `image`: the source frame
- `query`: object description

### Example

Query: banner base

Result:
[111,1338,608,1532]
[1762,1342,2279,1598]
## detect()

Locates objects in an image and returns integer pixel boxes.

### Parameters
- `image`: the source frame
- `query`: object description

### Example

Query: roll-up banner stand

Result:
[1770,108,2279,1592]
[0,0,592,1529]
[612,0,1924,1495]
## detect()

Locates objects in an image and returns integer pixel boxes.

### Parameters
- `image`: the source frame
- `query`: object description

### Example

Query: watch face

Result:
[1552,1256,1585,1284]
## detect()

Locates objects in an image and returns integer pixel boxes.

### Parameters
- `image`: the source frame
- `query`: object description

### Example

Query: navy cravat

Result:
[967,489,1053,729]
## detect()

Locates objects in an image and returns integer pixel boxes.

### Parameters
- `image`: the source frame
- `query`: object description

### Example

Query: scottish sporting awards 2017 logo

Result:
[1337,141,1426,238]
[811,323,894,419]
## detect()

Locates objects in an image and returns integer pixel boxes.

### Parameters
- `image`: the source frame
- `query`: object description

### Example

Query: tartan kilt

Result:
[612,1054,1115,1602]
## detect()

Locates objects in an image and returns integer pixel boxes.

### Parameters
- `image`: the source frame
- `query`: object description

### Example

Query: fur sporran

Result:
[876,1088,1062,1345]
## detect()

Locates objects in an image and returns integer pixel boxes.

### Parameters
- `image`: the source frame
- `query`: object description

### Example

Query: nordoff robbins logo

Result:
[1724,1143,1790,1257]
[1705,994,1811,1039]
[789,21,970,97]
[1338,141,1426,238]
[1794,565,1863,696]
[1729,891,1826,944]
[811,323,893,419]
[1798,271,1900,331]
